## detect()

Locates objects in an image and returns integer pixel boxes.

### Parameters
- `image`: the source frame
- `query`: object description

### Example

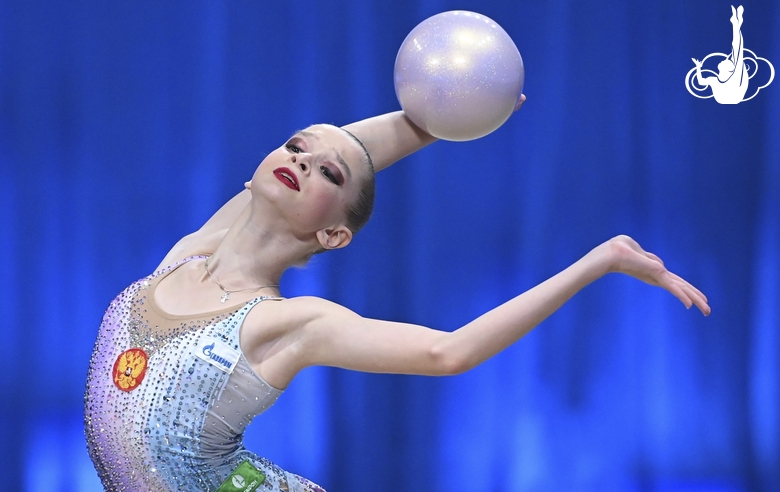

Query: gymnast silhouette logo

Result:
[685,5,774,104]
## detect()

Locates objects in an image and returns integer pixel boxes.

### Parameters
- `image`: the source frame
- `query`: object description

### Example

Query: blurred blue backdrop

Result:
[1,0,778,491]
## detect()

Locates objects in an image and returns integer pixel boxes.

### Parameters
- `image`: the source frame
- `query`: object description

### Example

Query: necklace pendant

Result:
[220,291,230,303]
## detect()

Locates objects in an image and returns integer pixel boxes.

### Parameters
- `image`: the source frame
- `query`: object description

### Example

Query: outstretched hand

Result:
[597,235,710,315]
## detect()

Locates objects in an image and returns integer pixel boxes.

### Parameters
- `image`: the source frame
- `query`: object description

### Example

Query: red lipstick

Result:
[273,167,299,191]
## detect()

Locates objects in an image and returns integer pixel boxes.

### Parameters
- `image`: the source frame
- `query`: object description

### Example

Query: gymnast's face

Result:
[249,124,368,249]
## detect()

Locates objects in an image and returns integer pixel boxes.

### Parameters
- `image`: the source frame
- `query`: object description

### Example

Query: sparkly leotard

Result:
[84,256,325,491]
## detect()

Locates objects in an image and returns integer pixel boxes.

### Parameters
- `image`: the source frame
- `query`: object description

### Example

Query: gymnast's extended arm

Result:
[278,235,709,377]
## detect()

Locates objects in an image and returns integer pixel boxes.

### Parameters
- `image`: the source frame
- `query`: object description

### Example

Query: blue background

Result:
[1,0,778,490]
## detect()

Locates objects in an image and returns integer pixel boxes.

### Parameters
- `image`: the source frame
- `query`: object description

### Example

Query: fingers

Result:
[668,271,708,303]
[514,94,527,112]
[664,271,711,316]
[609,235,711,316]
[685,283,711,315]
[680,283,710,315]
[670,282,694,309]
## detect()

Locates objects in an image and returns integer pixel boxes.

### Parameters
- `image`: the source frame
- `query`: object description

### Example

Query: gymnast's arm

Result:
[342,112,438,172]
[343,94,526,171]
[289,235,709,376]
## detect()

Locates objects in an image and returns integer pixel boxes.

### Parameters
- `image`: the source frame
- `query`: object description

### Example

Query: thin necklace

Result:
[204,257,279,303]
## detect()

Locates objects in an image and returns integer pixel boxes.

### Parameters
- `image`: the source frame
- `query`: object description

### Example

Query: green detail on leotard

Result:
[216,460,266,492]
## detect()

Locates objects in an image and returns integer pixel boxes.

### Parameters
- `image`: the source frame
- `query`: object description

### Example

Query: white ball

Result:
[394,11,525,141]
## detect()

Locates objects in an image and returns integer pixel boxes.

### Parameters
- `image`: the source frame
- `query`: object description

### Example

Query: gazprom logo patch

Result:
[232,474,246,488]
[195,336,240,374]
[216,460,265,492]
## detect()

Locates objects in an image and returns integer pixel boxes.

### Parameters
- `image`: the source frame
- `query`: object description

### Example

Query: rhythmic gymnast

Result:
[84,95,710,491]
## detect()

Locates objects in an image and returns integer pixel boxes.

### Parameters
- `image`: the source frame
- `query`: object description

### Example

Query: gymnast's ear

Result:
[244,181,251,190]
[316,226,352,250]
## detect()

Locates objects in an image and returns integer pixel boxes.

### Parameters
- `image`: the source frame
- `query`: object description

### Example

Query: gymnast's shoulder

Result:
[245,295,358,334]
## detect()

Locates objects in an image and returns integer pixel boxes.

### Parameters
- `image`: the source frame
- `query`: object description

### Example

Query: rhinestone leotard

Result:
[84,256,325,491]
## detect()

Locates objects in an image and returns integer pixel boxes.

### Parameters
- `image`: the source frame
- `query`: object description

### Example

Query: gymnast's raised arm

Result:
[342,94,525,171]
[342,111,437,172]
